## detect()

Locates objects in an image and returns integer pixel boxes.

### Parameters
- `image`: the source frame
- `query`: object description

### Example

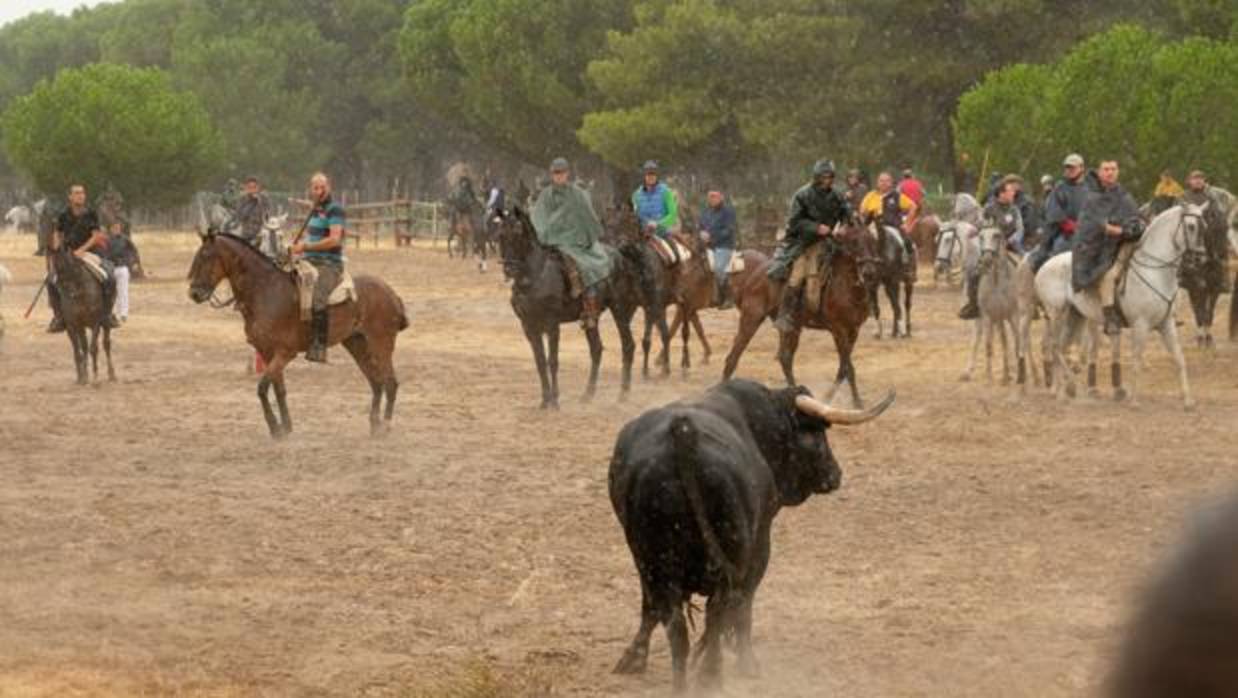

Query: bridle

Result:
[1127,207,1205,324]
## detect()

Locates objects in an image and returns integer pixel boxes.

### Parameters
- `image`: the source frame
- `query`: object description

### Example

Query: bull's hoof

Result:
[612,648,648,675]
[1114,387,1128,402]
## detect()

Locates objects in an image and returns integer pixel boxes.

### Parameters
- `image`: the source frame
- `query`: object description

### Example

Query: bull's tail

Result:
[669,415,741,588]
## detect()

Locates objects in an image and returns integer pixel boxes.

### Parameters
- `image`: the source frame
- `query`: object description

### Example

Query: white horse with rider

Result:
[1035,202,1208,409]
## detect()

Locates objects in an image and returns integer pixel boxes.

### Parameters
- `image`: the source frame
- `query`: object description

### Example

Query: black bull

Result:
[608,379,894,692]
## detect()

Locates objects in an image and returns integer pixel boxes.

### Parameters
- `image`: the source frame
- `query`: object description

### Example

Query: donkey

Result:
[1035,205,1206,409]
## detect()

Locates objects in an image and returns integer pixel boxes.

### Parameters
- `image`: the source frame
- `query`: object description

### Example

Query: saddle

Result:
[648,235,691,266]
[77,251,112,283]
[294,259,356,321]
[790,241,832,314]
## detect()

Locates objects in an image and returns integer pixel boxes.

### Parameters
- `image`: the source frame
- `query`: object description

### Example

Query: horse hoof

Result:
[1114,388,1128,402]
[612,648,648,675]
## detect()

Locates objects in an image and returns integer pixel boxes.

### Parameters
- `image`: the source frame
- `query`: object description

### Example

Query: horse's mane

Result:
[213,232,287,273]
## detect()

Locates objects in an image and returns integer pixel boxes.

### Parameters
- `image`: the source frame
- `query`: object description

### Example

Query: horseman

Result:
[1148,170,1185,218]
[531,157,613,329]
[768,158,851,332]
[1072,160,1145,337]
[220,178,241,215]
[484,175,505,240]
[233,175,272,246]
[860,170,919,265]
[1179,169,1230,293]
[47,183,118,333]
[959,180,1024,319]
[632,160,680,256]
[698,186,738,308]
[290,172,345,363]
[1032,153,1088,271]
[898,167,925,208]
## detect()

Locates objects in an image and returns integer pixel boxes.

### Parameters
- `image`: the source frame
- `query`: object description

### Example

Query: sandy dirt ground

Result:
[0,232,1235,697]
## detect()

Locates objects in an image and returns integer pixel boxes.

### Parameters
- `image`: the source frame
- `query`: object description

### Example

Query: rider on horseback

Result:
[632,160,680,259]
[1072,160,1145,337]
[531,157,613,329]
[860,171,918,265]
[291,172,345,363]
[1180,169,1230,293]
[47,183,118,333]
[768,159,851,333]
[233,176,272,246]
[1032,153,1088,271]
[959,180,1023,319]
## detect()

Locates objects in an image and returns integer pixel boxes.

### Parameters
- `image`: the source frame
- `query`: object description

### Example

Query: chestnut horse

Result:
[187,232,408,438]
[722,225,877,405]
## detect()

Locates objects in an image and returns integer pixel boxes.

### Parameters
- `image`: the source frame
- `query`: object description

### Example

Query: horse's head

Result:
[187,230,227,303]
[977,224,1005,260]
[1180,202,1210,257]
[496,206,535,282]
[835,220,880,288]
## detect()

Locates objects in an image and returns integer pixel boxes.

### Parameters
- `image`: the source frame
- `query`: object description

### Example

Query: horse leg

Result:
[680,308,692,375]
[68,328,87,385]
[1111,323,1126,403]
[89,325,100,383]
[999,317,1013,386]
[655,308,672,378]
[903,280,914,338]
[582,326,603,402]
[869,287,882,340]
[546,322,561,406]
[256,372,282,438]
[1053,310,1078,401]
[614,309,636,399]
[691,312,712,365]
[265,355,294,436]
[661,306,682,371]
[1041,313,1055,390]
[722,309,763,381]
[522,324,553,409]
[640,312,652,380]
[844,326,863,407]
[342,335,383,434]
[962,318,981,382]
[983,317,994,384]
[103,327,115,382]
[1157,315,1195,410]
[777,328,802,387]
[886,281,901,338]
[1205,289,1220,351]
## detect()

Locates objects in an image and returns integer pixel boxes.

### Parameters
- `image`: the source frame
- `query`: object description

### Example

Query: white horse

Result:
[934,194,983,285]
[1036,204,1207,409]
[4,205,33,234]
[962,225,1021,385]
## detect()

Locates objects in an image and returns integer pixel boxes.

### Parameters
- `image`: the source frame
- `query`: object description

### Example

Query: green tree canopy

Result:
[954,25,1237,195]
[1,63,223,207]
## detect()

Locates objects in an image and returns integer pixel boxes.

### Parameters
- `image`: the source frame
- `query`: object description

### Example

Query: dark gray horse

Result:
[867,223,915,339]
[48,242,115,385]
[497,207,642,408]
[604,206,674,379]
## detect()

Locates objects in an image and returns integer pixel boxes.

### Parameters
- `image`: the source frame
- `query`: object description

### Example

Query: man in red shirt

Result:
[898,167,925,207]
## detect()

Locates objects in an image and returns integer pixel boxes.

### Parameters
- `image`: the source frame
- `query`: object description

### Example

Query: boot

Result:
[958,273,980,319]
[1102,305,1121,337]
[773,288,802,333]
[46,284,65,333]
[306,308,329,363]
[580,291,600,329]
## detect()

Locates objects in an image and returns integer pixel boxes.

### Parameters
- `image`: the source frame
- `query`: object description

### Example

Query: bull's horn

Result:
[796,390,895,426]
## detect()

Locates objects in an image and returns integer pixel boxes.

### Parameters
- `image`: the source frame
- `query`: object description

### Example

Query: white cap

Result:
[1063,153,1084,168]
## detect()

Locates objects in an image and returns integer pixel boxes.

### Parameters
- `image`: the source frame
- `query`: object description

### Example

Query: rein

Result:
[1125,210,1200,326]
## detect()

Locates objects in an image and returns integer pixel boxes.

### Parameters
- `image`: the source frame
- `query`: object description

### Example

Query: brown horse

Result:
[658,226,718,374]
[187,232,409,438]
[603,207,673,379]
[722,226,877,405]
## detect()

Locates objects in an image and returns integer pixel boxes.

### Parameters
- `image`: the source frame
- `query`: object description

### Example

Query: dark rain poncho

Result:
[1071,173,1144,291]
[531,182,613,287]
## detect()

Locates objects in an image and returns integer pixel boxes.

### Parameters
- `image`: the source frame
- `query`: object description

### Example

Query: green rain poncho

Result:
[531,182,613,287]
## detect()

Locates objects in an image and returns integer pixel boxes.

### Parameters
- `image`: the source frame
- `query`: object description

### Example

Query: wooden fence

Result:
[286,197,445,248]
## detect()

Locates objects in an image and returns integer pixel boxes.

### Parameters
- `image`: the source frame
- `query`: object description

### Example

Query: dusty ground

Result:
[0,232,1235,697]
